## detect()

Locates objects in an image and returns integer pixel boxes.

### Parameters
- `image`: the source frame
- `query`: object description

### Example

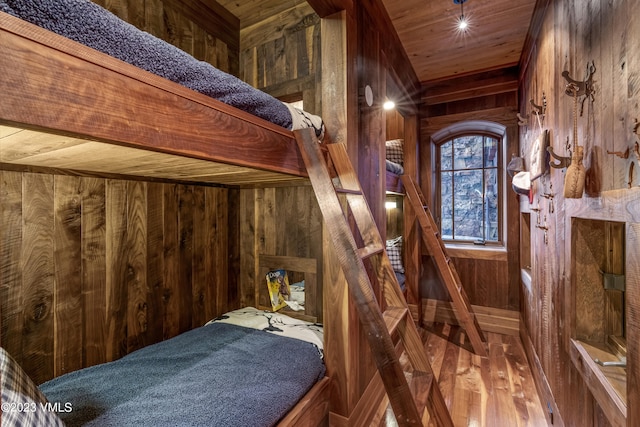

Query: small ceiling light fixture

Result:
[383,100,395,110]
[454,0,469,31]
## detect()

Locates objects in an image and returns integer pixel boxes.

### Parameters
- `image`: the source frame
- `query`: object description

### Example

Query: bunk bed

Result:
[0,0,324,186]
[0,0,330,425]
[2,308,326,427]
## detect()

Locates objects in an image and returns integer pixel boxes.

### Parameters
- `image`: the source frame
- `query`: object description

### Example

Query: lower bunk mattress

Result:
[37,308,325,427]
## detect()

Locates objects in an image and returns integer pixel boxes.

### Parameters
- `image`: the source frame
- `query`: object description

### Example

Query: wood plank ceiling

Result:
[380,0,538,83]
[219,0,537,84]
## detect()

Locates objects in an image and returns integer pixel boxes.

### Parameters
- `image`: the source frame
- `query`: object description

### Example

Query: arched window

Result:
[433,121,505,245]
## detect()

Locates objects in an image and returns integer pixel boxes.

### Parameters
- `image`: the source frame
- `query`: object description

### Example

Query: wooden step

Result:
[408,369,435,421]
[356,242,386,260]
[383,306,408,336]
[335,187,363,195]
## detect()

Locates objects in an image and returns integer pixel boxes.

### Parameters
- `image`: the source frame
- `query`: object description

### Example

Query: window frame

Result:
[434,127,505,247]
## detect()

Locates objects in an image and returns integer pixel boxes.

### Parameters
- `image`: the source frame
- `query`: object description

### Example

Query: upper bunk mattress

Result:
[0,0,324,140]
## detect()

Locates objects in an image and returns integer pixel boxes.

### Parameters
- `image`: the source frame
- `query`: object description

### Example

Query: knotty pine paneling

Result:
[0,171,234,384]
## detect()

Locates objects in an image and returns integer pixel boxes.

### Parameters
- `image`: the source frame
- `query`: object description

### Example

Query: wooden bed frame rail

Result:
[278,376,330,426]
[0,11,309,186]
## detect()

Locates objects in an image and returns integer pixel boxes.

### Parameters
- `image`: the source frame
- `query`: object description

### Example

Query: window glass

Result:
[453,170,483,241]
[454,136,483,169]
[437,133,502,244]
[485,137,498,168]
[440,140,452,170]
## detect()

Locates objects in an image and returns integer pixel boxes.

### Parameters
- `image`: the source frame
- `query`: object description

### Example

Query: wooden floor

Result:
[378,323,550,427]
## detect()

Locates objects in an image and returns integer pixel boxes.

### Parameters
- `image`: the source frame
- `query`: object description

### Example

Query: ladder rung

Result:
[295,134,458,425]
[400,174,487,358]
[382,306,408,336]
[356,242,385,260]
[410,368,435,403]
[335,187,362,195]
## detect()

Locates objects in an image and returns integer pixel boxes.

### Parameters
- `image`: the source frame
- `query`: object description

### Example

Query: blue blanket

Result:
[0,0,293,130]
[40,323,325,427]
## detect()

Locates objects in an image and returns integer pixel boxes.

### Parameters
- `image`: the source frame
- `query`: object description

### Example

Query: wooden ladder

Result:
[294,128,454,427]
[400,174,487,358]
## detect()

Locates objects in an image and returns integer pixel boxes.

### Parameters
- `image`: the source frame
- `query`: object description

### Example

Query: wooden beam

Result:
[422,67,519,105]
[306,0,354,18]
[422,106,518,134]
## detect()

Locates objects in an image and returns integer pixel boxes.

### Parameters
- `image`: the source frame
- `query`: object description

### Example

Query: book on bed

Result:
[267,269,291,311]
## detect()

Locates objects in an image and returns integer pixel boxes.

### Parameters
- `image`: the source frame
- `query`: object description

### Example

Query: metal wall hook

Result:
[633,118,640,136]
[530,94,546,117]
[562,61,596,115]
[633,121,640,159]
[536,221,549,244]
[517,112,529,126]
[547,146,571,169]
[531,207,542,226]
[607,147,630,159]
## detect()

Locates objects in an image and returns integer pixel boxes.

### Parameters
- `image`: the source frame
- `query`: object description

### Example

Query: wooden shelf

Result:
[570,339,626,426]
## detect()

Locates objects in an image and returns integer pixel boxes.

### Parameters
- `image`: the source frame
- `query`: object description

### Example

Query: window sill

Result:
[444,244,508,261]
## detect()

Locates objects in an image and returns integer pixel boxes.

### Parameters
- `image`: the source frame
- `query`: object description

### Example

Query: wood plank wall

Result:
[232,2,325,320]
[518,0,640,425]
[386,108,405,142]
[237,186,324,322]
[238,1,322,115]
[0,171,236,384]
[93,0,239,75]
